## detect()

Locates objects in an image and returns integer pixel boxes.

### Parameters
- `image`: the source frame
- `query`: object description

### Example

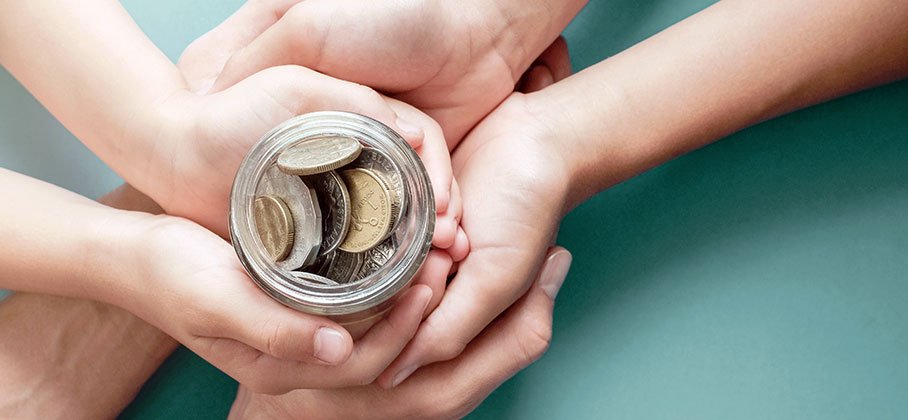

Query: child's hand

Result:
[145,66,457,249]
[121,214,434,395]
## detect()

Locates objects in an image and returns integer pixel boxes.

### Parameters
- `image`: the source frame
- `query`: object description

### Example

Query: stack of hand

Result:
[2,0,907,418]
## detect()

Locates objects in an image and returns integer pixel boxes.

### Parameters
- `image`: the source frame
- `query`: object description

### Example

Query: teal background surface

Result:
[2,1,907,419]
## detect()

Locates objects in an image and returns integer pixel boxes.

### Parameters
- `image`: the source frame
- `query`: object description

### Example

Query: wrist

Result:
[466,0,587,74]
[76,205,164,307]
[122,89,197,212]
[519,91,590,214]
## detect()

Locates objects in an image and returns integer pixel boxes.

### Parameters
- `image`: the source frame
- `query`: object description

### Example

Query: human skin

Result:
[0,0,459,246]
[0,170,436,395]
[187,0,588,145]
[0,185,178,419]
[0,183,570,419]
[377,0,908,387]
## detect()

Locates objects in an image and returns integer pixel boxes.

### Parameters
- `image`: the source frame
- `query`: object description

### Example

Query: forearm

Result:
[0,0,186,178]
[0,185,177,419]
[530,0,908,207]
[0,294,177,419]
[0,169,148,302]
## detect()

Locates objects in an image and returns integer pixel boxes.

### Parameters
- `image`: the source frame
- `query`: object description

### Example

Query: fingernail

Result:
[395,117,424,138]
[391,364,419,388]
[539,250,572,299]
[313,327,348,364]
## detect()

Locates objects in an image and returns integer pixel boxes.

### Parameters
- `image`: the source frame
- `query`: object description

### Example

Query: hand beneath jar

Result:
[227,247,571,420]
[376,52,575,387]
[0,171,433,396]
[181,0,586,145]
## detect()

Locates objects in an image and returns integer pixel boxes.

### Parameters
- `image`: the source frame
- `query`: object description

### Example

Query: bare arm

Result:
[526,0,908,207]
[0,0,185,179]
[0,185,177,419]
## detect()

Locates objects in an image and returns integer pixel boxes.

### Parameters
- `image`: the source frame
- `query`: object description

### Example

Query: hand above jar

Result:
[185,0,587,146]
[0,0,462,254]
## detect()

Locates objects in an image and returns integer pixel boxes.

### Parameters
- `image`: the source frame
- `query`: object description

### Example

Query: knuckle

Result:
[354,84,386,106]
[239,369,291,396]
[421,317,469,362]
[515,318,553,366]
[423,392,472,420]
[262,318,294,359]
[341,369,379,388]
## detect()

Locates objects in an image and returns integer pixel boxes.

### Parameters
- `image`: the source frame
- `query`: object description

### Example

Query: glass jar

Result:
[229,111,435,336]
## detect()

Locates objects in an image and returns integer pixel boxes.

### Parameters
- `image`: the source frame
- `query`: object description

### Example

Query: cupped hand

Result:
[180,0,569,146]
[376,89,575,387]
[149,65,457,249]
[122,214,433,395]
[226,247,571,420]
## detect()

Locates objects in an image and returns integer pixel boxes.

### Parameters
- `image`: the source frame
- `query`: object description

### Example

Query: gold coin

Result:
[338,168,393,253]
[277,136,363,176]
[253,195,295,261]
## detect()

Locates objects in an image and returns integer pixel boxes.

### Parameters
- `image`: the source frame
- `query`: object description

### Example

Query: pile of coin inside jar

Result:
[229,112,434,323]
[256,136,404,284]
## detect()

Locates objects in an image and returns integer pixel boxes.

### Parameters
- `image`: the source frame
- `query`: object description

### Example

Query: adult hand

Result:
[180,0,582,146]
[227,247,571,419]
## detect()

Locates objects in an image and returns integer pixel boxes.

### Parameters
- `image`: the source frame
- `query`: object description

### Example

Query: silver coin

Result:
[303,251,336,277]
[351,148,406,230]
[277,136,363,176]
[304,186,322,266]
[304,171,351,256]
[354,237,397,281]
[290,270,340,286]
[326,250,365,284]
[257,166,322,270]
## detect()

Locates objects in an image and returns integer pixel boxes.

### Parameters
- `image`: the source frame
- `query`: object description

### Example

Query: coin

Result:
[354,237,397,281]
[304,251,336,277]
[305,171,351,256]
[252,195,295,261]
[351,148,406,230]
[327,250,365,284]
[257,167,322,270]
[277,136,363,176]
[338,168,393,253]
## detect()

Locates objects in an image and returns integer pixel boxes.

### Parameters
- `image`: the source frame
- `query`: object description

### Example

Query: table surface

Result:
[2,1,907,419]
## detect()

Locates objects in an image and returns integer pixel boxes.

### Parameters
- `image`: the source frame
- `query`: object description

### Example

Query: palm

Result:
[451,94,569,298]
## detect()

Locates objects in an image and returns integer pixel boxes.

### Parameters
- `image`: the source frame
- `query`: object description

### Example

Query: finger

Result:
[536,36,572,82]
[177,0,303,93]
[284,248,570,418]
[206,275,354,366]
[431,178,461,249]
[209,0,327,93]
[411,249,452,317]
[376,235,551,387]
[196,285,431,394]
[449,226,471,262]
[385,99,453,216]
[360,247,570,420]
